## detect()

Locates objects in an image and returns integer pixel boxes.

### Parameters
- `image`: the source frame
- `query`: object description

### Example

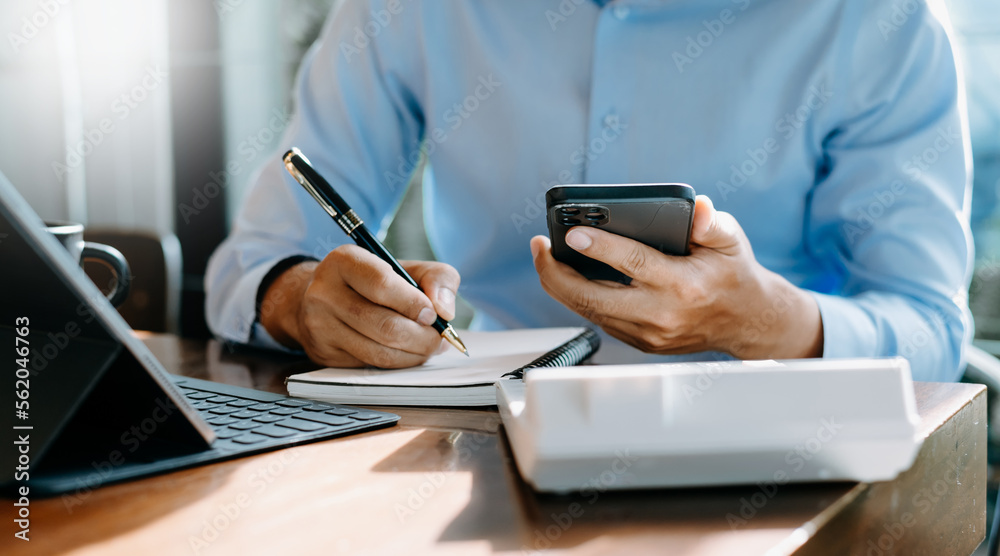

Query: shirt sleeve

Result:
[205,0,424,347]
[806,2,973,382]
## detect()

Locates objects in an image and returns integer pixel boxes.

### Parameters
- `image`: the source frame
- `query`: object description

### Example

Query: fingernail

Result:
[565,229,592,250]
[417,307,436,326]
[437,287,455,306]
[436,288,456,318]
[530,240,540,260]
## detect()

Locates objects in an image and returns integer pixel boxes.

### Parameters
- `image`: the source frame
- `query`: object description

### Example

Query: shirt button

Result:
[613,6,630,20]
[603,113,620,128]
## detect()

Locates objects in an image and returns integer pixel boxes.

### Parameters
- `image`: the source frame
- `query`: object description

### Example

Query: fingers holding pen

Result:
[298,301,438,368]
[404,259,460,321]
[280,149,467,366]
[327,247,431,322]
[325,247,442,342]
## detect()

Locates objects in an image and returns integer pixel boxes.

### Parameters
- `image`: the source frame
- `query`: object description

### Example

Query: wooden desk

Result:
[4,335,988,556]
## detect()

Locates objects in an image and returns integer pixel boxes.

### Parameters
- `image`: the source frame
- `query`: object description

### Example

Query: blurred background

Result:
[0,0,998,342]
[0,0,402,337]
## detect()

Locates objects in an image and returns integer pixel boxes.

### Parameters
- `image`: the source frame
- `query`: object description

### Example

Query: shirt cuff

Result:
[810,291,879,359]
[250,321,298,352]
[212,254,316,350]
[253,254,319,327]
[249,254,318,347]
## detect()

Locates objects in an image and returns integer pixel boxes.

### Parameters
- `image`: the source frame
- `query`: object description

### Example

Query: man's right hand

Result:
[259,245,460,368]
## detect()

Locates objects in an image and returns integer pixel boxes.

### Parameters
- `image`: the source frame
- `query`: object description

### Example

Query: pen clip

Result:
[283,149,338,219]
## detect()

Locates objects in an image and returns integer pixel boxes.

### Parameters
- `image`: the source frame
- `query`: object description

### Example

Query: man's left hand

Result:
[530,195,824,360]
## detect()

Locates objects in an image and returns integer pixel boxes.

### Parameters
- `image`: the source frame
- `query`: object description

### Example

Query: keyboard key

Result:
[270,408,300,416]
[325,407,357,416]
[349,412,382,421]
[295,412,351,427]
[207,416,239,426]
[275,399,310,408]
[227,400,256,408]
[301,404,334,412]
[231,434,266,445]
[251,425,297,438]
[248,403,279,412]
[185,391,216,400]
[275,418,325,432]
[214,429,242,439]
[230,421,263,430]
[207,395,237,404]
[230,410,264,420]
[191,400,215,409]
[252,414,284,424]
[208,406,241,415]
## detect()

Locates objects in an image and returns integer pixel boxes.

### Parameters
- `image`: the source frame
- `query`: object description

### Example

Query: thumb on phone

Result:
[690,195,743,255]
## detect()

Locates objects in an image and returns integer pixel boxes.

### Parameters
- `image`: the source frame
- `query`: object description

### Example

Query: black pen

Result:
[282,147,469,356]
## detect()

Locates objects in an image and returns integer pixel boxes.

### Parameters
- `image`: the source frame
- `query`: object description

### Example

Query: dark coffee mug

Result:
[45,221,131,307]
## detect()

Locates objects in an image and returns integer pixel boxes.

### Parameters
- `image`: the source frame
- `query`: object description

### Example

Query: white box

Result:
[497,358,922,493]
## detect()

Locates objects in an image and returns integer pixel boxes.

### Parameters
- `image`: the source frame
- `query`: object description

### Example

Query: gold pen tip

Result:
[441,325,469,356]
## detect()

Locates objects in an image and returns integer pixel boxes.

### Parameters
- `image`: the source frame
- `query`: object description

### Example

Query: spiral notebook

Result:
[285,328,600,406]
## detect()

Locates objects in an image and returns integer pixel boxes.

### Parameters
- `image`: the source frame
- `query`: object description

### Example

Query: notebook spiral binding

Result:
[501,328,601,380]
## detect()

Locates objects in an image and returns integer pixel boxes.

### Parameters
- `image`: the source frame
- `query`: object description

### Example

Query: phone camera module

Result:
[556,204,607,226]
[585,207,608,225]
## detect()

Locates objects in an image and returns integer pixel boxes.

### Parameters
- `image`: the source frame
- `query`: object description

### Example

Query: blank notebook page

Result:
[289,328,586,387]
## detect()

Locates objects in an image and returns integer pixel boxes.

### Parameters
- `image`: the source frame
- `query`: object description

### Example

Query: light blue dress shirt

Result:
[206,0,973,382]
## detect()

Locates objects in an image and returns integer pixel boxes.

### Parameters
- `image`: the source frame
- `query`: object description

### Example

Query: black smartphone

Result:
[546,183,696,284]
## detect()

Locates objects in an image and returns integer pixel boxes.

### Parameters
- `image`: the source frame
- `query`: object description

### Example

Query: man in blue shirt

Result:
[206,0,973,382]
